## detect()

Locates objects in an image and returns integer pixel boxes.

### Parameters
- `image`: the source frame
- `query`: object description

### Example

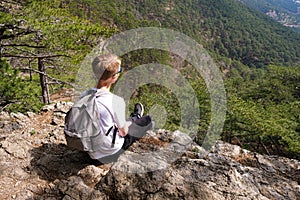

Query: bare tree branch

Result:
[20,67,75,87]
[0,24,36,40]
[1,43,46,48]
[1,53,70,59]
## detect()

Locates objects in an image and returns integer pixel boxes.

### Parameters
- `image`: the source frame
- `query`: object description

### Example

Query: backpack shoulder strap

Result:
[95,95,119,147]
[95,94,117,125]
[98,101,115,121]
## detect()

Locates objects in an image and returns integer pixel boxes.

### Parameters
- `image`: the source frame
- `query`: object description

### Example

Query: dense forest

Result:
[0,0,299,159]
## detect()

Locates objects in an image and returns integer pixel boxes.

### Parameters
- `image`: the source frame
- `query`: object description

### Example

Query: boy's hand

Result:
[118,125,128,137]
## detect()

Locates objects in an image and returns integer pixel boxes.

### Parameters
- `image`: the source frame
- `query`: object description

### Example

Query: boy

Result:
[85,53,154,165]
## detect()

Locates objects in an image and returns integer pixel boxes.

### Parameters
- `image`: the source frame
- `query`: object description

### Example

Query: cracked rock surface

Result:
[0,102,299,199]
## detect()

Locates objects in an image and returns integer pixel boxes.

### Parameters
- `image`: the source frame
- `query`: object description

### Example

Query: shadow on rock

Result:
[28,143,92,182]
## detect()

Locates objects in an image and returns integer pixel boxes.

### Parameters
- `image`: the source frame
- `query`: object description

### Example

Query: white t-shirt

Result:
[83,88,130,160]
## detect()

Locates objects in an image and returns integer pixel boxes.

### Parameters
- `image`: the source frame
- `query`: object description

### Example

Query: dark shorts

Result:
[91,115,153,165]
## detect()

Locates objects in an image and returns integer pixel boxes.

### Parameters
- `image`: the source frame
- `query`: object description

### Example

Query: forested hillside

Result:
[0,0,299,159]
[63,0,300,67]
[240,0,300,31]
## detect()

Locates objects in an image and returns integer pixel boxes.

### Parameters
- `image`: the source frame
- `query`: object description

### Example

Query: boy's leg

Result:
[129,115,154,136]
[125,115,154,146]
[91,133,140,165]
[92,103,154,165]
[121,134,139,150]
[120,103,155,151]
[91,116,155,165]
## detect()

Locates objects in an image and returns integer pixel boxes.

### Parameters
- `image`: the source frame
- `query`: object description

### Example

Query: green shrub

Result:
[0,59,43,113]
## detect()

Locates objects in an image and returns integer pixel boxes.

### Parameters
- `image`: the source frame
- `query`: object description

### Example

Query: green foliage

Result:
[0,59,43,113]
[0,0,115,112]
[60,0,157,30]
[227,65,300,103]
[129,84,181,131]
[2,0,115,81]
[20,0,115,79]
[224,65,300,159]
[225,96,300,159]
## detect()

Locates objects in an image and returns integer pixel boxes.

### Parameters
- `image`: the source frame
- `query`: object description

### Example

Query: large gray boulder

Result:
[0,102,299,200]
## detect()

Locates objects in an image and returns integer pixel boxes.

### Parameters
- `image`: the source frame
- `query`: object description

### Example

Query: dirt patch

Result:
[50,88,73,102]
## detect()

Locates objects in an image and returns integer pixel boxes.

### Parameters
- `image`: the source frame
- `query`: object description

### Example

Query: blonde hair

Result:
[92,53,121,81]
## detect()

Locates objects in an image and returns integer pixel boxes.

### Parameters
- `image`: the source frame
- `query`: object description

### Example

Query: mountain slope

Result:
[240,0,299,13]
[63,0,300,67]
[133,0,300,66]
[240,0,300,30]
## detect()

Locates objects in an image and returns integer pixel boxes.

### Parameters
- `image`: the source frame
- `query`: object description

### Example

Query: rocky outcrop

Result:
[0,102,299,200]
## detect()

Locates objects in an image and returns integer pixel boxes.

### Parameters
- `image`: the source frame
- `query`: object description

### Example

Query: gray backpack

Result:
[64,90,117,152]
